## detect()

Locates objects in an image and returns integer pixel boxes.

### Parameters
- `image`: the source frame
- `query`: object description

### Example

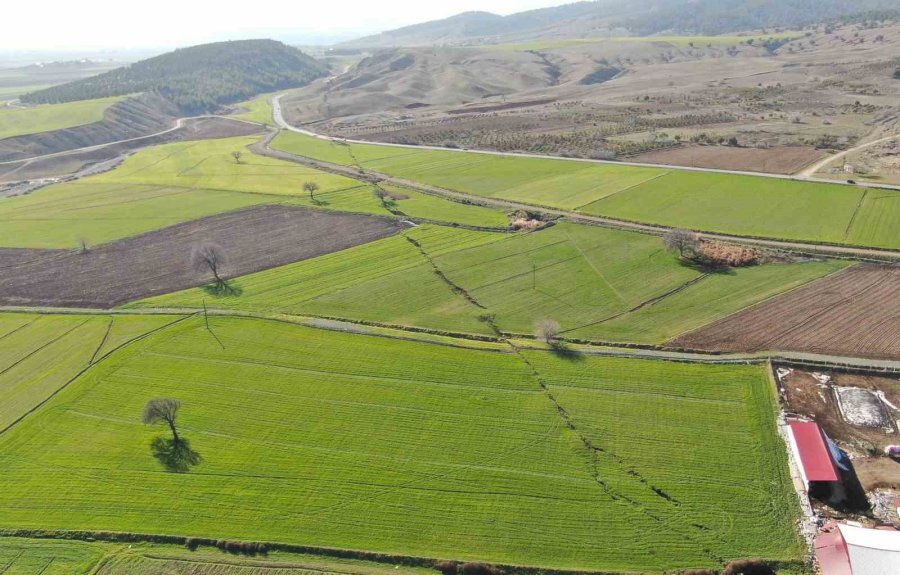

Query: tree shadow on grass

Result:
[549,342,585,362]
[201,280,243,298]
[675,256,736,275]
[151,437,202,473]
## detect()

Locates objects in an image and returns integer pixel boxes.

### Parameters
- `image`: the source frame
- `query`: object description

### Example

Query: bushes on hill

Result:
[21,39,326,113]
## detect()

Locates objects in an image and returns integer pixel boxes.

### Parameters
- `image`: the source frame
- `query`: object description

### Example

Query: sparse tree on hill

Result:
[535,319,561,346]
[663,228,700,259]
[192,242,226,288]
[232,151,242,164]
[143,398,182,443]
[303,181,320,202]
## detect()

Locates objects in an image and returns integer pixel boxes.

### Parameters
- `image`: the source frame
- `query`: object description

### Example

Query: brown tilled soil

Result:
[630,145,825,174]
[670,265,900,361]
[0,205,403,308]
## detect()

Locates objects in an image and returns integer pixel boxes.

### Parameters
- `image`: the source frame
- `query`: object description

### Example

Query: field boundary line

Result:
[560,273,711,335]
[572,170,671,210]
[662,262,858,344]
[7,529,806,575]
[4,306,900,373]
[261,132,900,262]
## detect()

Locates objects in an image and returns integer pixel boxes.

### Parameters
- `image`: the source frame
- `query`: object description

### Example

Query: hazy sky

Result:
[2,0,568,51]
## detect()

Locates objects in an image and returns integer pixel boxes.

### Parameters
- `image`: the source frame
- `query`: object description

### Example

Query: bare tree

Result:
[663,228,699,259]
[231,151,242,164]
[535,319,561,346]
[303,181,320,202]
[143,398,182,443]
[192,242,226,287]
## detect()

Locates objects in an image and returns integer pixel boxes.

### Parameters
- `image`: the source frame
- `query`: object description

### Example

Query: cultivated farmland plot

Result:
[136,221,846,344]
[0,315,804,572]
[0,205,403,307]
[0,312,181,432]
[0,136,508,249]
[672,264,900,361]
[0,537,108,574]
[272,131,900,249]
[0,96,123,140]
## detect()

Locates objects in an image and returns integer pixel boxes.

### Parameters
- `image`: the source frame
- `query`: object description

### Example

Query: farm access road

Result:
[272,95,900,192]
[257,117,900,263]
[797,132,900,178]
[5,304,900,375]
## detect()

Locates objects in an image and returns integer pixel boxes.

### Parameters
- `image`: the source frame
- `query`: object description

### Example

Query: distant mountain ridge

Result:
[344,0,900,47]
[21,40,327,113]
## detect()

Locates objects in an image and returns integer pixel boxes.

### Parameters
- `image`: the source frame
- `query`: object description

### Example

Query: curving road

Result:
[272,94,900,192]
[0,114,264,167]
[268,96,900,261]
[797,132,900,178]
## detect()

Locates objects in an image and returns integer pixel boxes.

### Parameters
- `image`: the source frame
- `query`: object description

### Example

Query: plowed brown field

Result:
[670,264,900,360]
[0,206,402,308]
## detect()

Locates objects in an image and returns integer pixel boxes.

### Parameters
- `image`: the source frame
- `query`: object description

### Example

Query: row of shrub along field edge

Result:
[0,137,508,249]
[0,313,181,432]
[271,131,897,249]
[131,222,848,344]
[0,96,123,140]
[0,314,802,572]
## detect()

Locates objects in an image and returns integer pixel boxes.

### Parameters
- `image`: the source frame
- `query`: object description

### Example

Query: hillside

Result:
[20,40,327,113]
[345,0,900,47]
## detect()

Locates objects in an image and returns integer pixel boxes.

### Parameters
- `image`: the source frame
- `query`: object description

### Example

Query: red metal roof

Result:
[789,421,841,482]
[816,525,853,575]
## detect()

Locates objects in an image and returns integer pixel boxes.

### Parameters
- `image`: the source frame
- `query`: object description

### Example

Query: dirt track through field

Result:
[0,205,403,308]
[670,264,900,361]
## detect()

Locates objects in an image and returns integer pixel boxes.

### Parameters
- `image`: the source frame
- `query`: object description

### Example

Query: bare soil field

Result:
[0,206,402,308]
[630,144,825,174]
[670,265,900,361]
[0,117,265,184]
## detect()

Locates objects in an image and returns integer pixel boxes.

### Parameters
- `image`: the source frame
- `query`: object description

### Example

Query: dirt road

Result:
[271,95,900,192]
[0,114,265,167]
[796,132,900,178]
[257,120,900,262]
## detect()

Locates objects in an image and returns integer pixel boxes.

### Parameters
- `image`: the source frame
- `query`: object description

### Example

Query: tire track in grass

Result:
[572,170,671,211]
[563,228,628,307]
[88,318,114,365]
[0,318,90,378]
[0,316,38,344]
[0,313,196,437]
[559,273,712,335]
[0,551,24,574]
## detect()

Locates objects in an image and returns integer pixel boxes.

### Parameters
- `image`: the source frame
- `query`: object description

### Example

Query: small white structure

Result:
[816,522,900,575]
